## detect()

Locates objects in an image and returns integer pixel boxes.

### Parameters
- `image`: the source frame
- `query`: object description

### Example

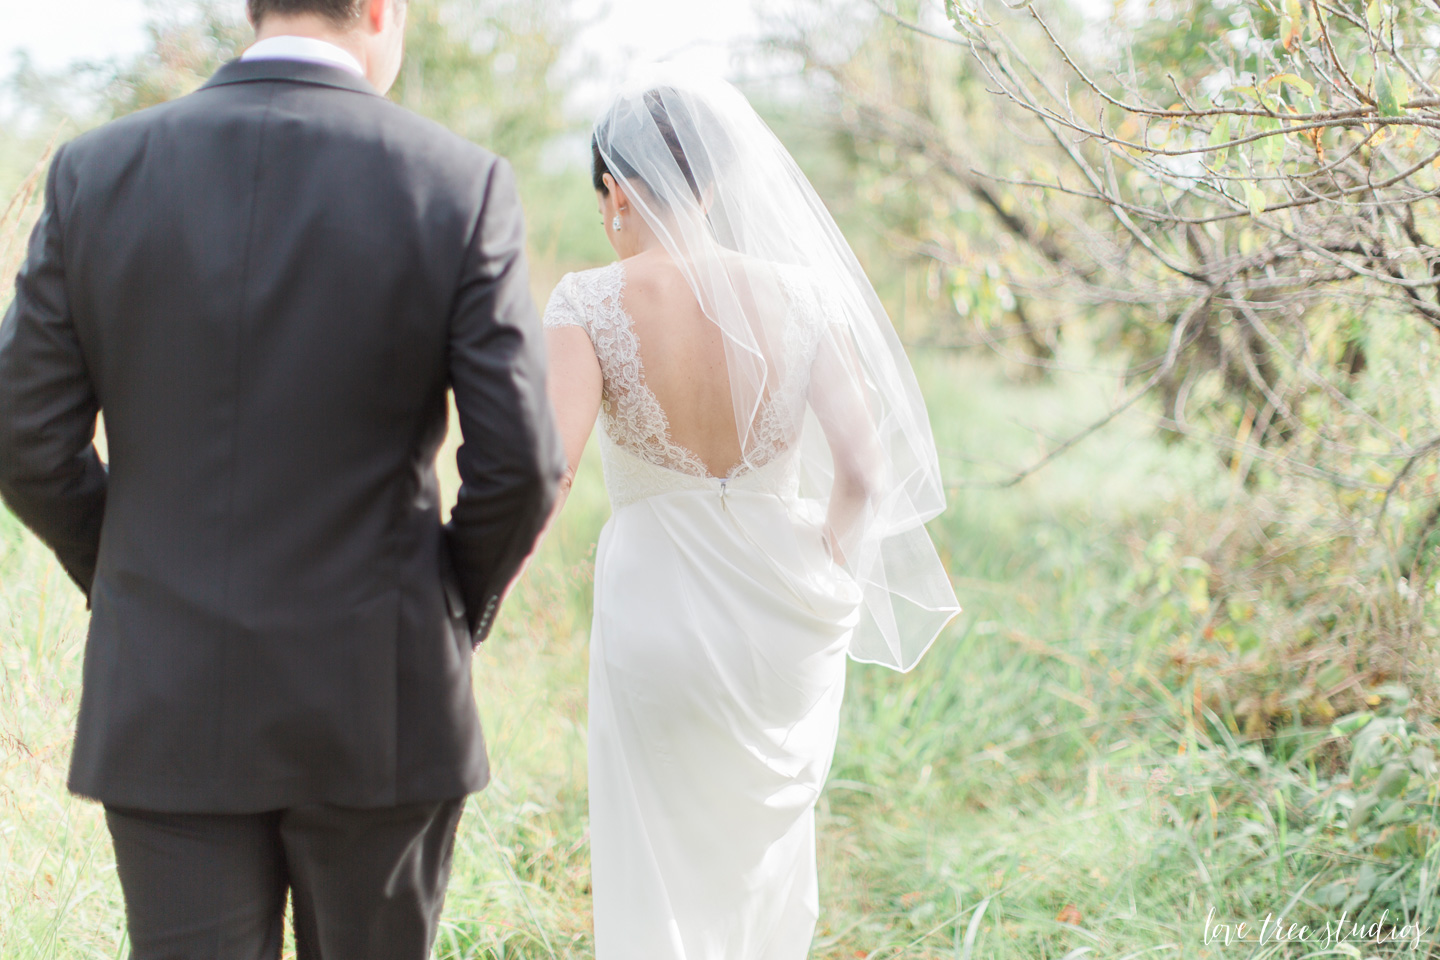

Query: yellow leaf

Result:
[1283,0,1305,45]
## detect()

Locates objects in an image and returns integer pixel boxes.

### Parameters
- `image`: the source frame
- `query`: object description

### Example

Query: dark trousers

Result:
[104,797,468,960]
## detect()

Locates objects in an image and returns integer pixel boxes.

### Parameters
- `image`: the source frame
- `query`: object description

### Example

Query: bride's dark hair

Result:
[592,87,719,206]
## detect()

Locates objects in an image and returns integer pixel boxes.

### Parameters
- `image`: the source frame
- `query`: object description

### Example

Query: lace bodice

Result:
[543,261,834,510]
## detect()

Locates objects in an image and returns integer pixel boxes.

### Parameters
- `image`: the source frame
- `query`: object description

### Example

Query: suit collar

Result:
[202,58,380,98]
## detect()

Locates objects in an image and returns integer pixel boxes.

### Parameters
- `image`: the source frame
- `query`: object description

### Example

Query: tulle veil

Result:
[591,62,960,671]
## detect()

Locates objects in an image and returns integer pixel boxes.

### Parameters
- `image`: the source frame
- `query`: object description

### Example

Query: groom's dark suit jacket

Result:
[0,58,567,813]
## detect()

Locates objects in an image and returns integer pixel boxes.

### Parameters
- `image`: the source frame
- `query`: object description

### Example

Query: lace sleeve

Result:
[815,280,851,331]
[542,274,589,336]
[777,265,849,372]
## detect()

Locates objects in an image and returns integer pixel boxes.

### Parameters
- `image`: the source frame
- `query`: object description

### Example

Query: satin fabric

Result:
[587,441,863,960]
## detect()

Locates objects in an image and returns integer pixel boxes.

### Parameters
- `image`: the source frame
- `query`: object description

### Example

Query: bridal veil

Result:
[591,63,960,671]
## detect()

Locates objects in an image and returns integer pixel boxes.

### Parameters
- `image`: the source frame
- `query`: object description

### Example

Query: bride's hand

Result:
[822,526,847,568]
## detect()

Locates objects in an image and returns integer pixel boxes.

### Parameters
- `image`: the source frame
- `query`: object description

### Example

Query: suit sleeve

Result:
[443,157,567,644]
[0,145,108,600]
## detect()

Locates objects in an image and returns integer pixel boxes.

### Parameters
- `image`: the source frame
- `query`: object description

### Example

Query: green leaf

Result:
[1261,121,1285,165]
[1207,114,1231,164]
[1366,0,1383,31]
[1349,718,1399,777]
[1410,744,1436,777]
[1243,181,1266,216]
[1375,797,1409,825]
[945,0,980,30]
[1268,73,1315,98]
[1331,711,1375,736]
[1373,682,1411,707]
[1375,62,1403,116]
[1316,662,1347,690]
[1376,760,1411,798]
[1349,791,1379,832]
[1235,626,1262,653]
[1392,70,1411,113]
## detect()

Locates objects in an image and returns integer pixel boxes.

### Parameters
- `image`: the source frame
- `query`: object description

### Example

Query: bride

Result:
[540,65,961,960]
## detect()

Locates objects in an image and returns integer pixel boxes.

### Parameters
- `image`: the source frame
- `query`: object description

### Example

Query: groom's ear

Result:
[365,0,384,31]
[365,0,405,32]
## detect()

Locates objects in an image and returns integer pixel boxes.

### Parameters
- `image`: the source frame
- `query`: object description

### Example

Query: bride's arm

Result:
[501,325,602,600]
[808,327,884,567]
[544,325,604,514]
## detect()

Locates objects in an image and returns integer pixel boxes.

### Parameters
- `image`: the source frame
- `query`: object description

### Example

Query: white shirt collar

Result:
[241,36,365,78]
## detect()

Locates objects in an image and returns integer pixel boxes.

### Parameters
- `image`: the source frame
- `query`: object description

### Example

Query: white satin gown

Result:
[543,261,864,960]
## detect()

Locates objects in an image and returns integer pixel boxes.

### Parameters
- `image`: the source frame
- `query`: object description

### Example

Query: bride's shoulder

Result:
[557,262,626,299]
[749,260,837,324]
[716,253,821,297]
[769,260,825,295]
[543,262,626,332]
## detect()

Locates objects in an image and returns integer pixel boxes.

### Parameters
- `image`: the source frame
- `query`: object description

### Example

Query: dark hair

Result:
[592,87,711,205]
[247,0,401,26]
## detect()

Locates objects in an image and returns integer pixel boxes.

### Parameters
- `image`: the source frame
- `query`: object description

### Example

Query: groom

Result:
[0,0,565,956]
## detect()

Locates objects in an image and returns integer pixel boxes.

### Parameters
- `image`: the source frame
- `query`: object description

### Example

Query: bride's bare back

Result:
[618,251,745,478]
[546,241,824,477]
[543,244,880,567]
[619,249,807,479]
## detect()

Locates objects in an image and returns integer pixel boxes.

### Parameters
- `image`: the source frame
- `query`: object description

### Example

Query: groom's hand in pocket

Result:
[441,157,567,644]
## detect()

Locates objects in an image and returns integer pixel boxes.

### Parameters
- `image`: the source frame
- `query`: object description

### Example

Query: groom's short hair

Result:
[248,0,404,25]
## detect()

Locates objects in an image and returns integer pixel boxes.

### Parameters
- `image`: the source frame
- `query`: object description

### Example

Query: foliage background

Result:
[3,0,1440,957]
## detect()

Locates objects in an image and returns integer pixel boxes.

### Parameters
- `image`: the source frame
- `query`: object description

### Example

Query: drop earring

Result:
[612,215,623,232]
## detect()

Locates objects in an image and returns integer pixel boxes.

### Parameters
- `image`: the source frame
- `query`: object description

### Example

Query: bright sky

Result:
[0,0,154,70]
[0,0,765,87]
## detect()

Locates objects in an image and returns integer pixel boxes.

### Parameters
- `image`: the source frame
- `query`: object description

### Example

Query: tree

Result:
[790,0,1440,481]
[391,0,575,170]
[788,0,1440,642]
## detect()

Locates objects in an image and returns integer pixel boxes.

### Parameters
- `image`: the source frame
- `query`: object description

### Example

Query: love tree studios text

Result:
[1203,907,1428,951]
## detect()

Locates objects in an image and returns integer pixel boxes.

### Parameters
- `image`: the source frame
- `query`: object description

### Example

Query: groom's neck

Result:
[252,14,366,63]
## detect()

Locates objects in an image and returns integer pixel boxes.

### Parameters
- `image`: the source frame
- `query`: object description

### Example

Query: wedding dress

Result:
[544,260,866,959]
[544,64,960,960]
